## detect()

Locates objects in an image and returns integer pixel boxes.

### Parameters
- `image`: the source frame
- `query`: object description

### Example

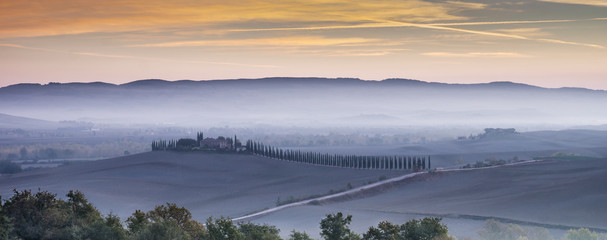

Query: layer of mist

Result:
[1,78,606,130]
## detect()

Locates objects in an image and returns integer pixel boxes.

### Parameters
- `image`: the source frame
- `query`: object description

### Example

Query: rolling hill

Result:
[249,158,607,239]
[1,144,605,239]
[0,151,402,222]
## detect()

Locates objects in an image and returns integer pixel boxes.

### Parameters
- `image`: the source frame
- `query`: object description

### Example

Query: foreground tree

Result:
[0,196,12,240]
[239,222,282,240]
[127,203,207,240]
[362,221,401,240]
[289,230,313,240]
[206,216,243,240]
[401,218,450,240]
[478,219,552,240]
[1,189,125,240]
[363,218,452,240]
[320,212,361,240]
[89,214,128,240]
[1,189,461,240]
[564,228,598,240]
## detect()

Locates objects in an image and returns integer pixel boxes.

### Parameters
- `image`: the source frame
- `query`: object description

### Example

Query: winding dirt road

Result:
[233,160,541,222]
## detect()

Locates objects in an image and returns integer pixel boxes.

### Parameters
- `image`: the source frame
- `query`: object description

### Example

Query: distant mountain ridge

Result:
[2,77,598,92]
[1,77,605,127]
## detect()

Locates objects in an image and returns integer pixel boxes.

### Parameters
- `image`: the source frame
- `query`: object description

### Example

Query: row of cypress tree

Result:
[151,140,177,151]
[245,140,430,170]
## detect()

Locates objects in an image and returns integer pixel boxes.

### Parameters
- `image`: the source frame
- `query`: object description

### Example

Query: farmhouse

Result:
[200,137,231,149]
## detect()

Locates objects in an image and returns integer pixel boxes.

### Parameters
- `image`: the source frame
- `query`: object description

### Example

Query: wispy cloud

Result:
[538,0,607,7]
[224,17,606,49]
[432,19,583,26]
[284,48,408,56]
[226,18,594,33]
[0,0,475,38]
[422,52,530,58]
[445,1,487,9]
[368,18,606,49]
[0,43,278,68]
[130,36,385,48]
[494,28,550,37]
[536,38,605,49]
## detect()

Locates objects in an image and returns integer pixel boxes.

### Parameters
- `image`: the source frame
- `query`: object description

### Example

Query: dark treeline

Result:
[245,140,430,170]
[151,132,241,151]
[0,189,453,240]
[0,160,21,174]
[152,132,432,170]
[150,132,431,170]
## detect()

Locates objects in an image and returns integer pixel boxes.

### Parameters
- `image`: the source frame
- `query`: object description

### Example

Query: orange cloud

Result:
[130,36,387,48]
[422,52,530,58]
[0,0,479,38]
[537,0,607,7]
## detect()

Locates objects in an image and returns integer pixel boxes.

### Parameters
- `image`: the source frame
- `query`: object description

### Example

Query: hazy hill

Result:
[2,149,605,239]
[0,151,401,221]
[1,78,605,128]
[0,113,59,129]
[285,129,607,168]
[250,158,607,239]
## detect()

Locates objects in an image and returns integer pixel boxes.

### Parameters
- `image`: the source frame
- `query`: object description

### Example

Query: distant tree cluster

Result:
[0,160,21,174]
[152,132,241,152]
[0,190,455,240]
[150,132,431,171]
[462,156,522,169]
[246,140,430,170]
[151,139,178,151]
[151,138,202,151]
[478,219,607,240]
[463,128,518,141]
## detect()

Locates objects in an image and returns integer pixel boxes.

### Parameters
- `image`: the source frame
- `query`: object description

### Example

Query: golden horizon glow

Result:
[1,0,606,89]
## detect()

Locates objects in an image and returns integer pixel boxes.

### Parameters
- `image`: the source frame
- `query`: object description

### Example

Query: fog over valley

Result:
[1,78,606,129]
[2,78,607,240]
[3,0,607,238]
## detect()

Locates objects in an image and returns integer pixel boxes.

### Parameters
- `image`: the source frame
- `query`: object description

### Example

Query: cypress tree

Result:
[371,157,374,169]
[384,156,387,169]
[422,156,426,169]
[384,156,388,169]
[411,157,415,169]
[196,132,203,142]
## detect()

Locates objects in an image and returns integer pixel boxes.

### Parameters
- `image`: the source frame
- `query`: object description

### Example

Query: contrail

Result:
[226,17,606,49]
[0,43,279,68]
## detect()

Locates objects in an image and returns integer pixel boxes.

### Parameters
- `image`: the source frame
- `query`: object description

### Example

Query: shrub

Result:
[0,161,21,174]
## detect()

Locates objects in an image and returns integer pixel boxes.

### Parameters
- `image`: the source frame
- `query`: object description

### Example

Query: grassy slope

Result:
[0,151,402,221]
[286,130,607,168]
[335,159,607,227]
[251,159,607,239]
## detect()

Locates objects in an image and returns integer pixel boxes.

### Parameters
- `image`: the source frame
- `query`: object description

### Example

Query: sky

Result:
[1,0,606,89]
